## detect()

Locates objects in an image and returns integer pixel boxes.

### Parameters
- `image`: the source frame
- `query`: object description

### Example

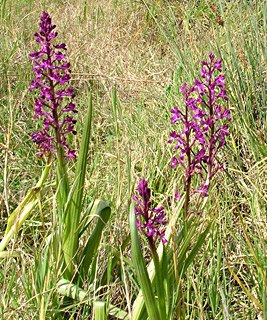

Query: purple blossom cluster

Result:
[169,52,231,211]
[29,12,77,158]
[133,179,167,244]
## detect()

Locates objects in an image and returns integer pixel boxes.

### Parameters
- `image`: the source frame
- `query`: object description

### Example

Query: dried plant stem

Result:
[2,78,13,217]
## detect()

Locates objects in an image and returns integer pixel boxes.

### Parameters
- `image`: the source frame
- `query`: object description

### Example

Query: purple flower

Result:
[29,12,77,158]
[133,179,167,244]
[193,184,209,197]
[169,52,231,216]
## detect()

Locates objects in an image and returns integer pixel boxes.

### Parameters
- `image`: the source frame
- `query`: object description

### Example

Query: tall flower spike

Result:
[133,179,167,244]
[29,12,77,159]
[169,52,231,216]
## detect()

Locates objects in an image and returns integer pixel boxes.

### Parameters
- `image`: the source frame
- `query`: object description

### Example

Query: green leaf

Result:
[57,279,128,319]
[0,159,52,252]
[101,234,131,286]
[0,251,20,258]
[235,198,267,287]
[63,93,93,279]
[181,220,213,276]
[129,202,160,320]
[95,301,107,320]
[131,195,185,320]
[227,262,263,311]
[80,200,111,280]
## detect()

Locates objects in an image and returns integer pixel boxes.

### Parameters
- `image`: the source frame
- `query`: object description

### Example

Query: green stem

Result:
[56,145,69,211]
[183,98,192,237]
[129,203,160,320]
[149,239,166,320]
[45,45,69,211]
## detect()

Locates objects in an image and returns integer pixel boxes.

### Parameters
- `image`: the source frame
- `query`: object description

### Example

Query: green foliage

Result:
[1,0,266,319]
[129,202,161,320]
[62,93,93,279]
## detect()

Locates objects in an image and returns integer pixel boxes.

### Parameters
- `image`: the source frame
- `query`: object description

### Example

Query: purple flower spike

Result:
[133,179,167,244]
[169,52,231,216]
[29,12,77,159]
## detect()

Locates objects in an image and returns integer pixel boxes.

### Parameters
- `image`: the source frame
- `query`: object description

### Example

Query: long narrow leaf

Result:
[0,251,20,258]
[95,301,107,320]
[129,202,160,320]
[57,279,128,319]
[131,195,185,320]
[181,220,213,276]
[101,234,131,286]
[80,200,111,280]
[226,262,263,311]
[63,93,93,278]
[0,159,51,252]
[235,198,267,287]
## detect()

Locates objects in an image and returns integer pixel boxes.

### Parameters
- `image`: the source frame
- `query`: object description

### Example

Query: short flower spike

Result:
[133,179,167,244]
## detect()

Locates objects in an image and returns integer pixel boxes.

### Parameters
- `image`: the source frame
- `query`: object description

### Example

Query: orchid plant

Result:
[169,52,231,223]
[0,11,112,318]
[29,11,77,160]
[129,53,231,320]
[0,10,232,320]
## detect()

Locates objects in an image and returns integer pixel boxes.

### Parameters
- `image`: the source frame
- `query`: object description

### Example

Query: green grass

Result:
[0,0,266,319]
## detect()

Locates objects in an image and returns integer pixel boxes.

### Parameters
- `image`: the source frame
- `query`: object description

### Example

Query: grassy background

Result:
[0,0,266,319]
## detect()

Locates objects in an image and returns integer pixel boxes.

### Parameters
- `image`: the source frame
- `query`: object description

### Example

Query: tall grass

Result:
[0,0,266,319]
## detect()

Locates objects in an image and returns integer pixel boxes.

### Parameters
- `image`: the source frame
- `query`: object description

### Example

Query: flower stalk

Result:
[169,52,231,221]
[133,179,167,318]
[133,179,167,245]
[29,11,78,206]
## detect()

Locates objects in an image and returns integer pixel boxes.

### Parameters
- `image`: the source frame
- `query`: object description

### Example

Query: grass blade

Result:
[182,220,213,276]
[226,262,263,311]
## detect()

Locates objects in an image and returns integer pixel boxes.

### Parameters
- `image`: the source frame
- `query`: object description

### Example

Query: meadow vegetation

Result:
[0,0,266,319]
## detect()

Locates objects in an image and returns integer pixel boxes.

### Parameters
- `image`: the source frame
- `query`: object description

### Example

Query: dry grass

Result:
[1,0,267,319]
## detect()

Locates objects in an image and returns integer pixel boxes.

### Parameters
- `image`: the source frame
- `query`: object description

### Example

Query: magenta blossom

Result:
[169,52,231,216]
[29,12,77,158]
[133,179,167,244]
